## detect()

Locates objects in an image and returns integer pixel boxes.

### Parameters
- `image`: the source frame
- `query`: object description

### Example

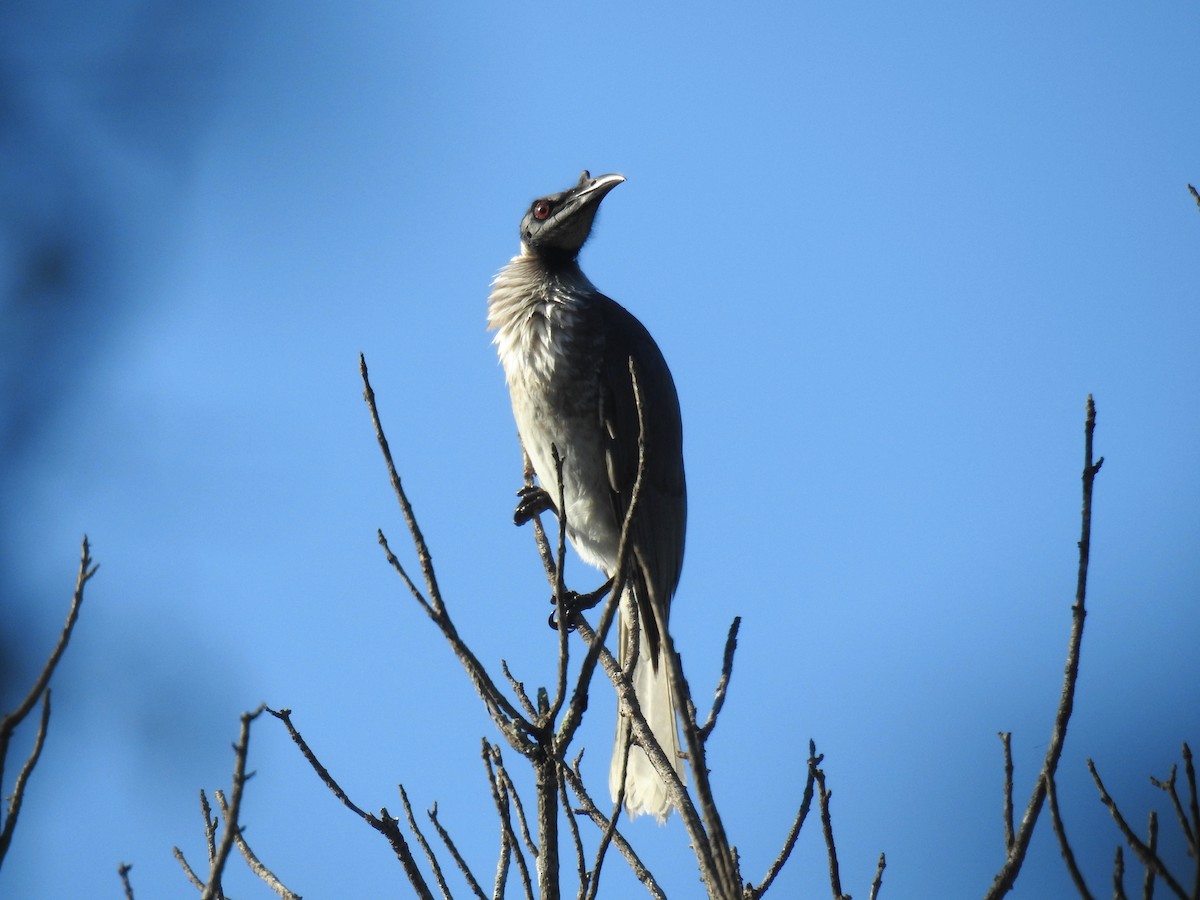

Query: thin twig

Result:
[399,785,451,900]
[1142,811,1158,900]
[495,754,538,861]
[548,444,573,728]
[201,705,266,900]
[984,396,1103,899]
[699,617,740,742]
[0,691,52,868]
[267,706,434,899]
[560,759,666,900]
[815,762,849,900]
[1150,764,1195,856]
[1184,743,1200,898]
[0,537,96,752]
[377,531,531,750]
[365,359,532,754]
[868,852,886,900]
[0,537,97,865]
[427,803,486,900]
[173,846,205,890]
[752,740,819,898]
[361,354,444,613]
[1189,183,1200,211]
[502,660,538,720]
[1046,772,1093,900]
[213,789,302,899]
[200,790,217,865]
[999,732,1014,852]
[118,862,136,900]
[1089,759,1188,899]
[585,734,634,900]
[1114,846,1128,900]
[523,448,559,583]
[482,741,534,900]
[556,760,588,895]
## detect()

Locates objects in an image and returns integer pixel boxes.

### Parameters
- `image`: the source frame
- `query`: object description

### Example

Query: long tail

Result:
[609,602,685,822]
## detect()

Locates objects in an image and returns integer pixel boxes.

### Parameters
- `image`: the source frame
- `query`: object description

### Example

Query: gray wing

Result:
[593,294,687,667]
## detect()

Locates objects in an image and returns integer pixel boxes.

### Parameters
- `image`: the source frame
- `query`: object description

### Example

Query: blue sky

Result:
[3,1,1198,897]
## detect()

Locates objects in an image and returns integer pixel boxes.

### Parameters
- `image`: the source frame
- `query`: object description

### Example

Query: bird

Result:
[487,171,687,822]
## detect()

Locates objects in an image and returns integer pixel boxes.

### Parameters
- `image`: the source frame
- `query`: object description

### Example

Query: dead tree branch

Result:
[1089,759,1189,899]
[985,395,1103,899]
[815,758,849,900]
[118,862,136,899]
[267,706,435,899]
[352,355,864,898]
[750,741,819,899]
[0,536,97,868]
[1045,771,1093,900]
[213,787,302,900]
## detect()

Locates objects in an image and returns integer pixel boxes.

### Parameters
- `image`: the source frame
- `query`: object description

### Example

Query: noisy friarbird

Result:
[487,171,687,821]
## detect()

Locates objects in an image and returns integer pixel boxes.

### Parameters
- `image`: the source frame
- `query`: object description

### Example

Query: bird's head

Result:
[519,171,625,264]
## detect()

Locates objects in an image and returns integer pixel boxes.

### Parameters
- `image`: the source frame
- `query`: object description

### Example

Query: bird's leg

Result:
[513,484,555,526]
[547,576,615,631]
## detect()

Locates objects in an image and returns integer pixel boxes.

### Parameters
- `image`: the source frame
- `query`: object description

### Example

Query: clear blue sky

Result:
[3,1,1198,897]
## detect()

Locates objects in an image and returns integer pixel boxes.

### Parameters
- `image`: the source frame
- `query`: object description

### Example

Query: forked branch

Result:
[0,536,98,867]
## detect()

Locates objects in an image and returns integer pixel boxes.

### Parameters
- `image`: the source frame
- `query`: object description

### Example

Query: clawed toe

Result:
[513,485,555,526]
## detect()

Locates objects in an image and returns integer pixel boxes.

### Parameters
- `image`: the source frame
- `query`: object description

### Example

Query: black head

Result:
[519,170,625,264]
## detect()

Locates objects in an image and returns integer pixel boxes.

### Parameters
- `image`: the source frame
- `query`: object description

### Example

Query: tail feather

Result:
[609,604,684,822]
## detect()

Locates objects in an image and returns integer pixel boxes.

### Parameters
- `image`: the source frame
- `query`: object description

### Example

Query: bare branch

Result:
[1185,743,1200,898]
[201,705,266,900]
[200,790,217,865]
[0,537,96,746]
[560,760,666,900]
[1151,763,1195,857]
[502,659,538,720]
[557,763,588,895]
[482,741,534,900]
[584,741,631,900]
[173,846,205,891]
[399,785,451,900]
[213,789,301,900]
[0,536,97,865]
[1142,811,1157,900]
[493,752,538,862]
[868,853,886,900]
[267,706,434,899]
[1114,846,1127,900]
[118,862,136,900]
[1045,773,1093,900]
[985,396,1102,899]
[999,732,1014,852]
[1088,758,1188,899]
[752,741,819,898]
[1189,183,1200,211]
[361,354,444,613]
[815,761,849,900]
[547,445,573,728]
[698,617,740,742]
[427,803,487,900]
[0,691,52,867]
[364,360,533,755]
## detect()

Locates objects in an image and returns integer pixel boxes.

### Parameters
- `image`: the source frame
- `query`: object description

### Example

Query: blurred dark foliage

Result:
[0,0,240,704]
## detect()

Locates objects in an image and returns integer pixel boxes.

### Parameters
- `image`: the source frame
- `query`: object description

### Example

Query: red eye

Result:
[533,200,551,220]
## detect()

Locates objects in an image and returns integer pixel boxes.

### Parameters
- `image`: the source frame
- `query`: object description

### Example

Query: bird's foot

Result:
[513,485,555,526]
[546,577,615,631]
